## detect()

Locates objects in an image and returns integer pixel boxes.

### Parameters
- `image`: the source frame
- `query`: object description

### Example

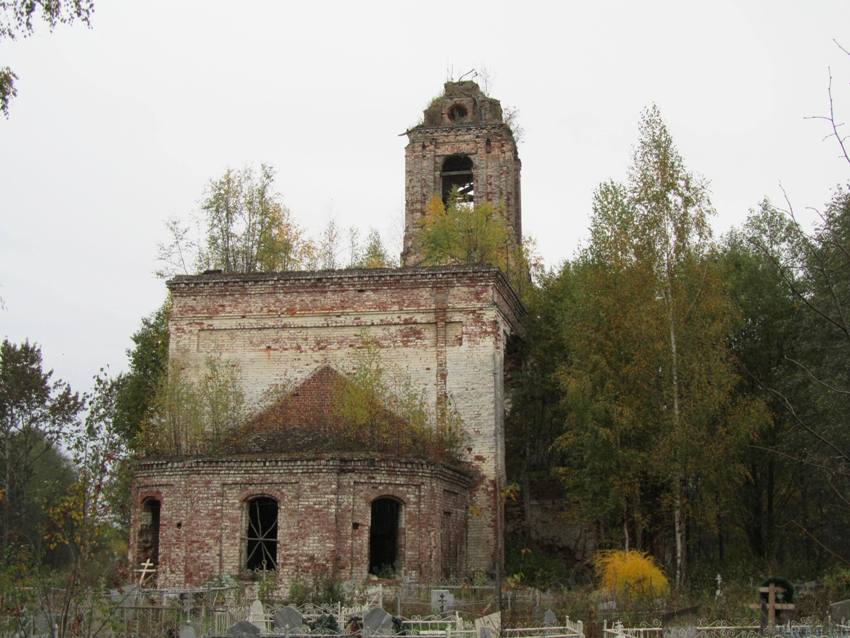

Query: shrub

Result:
[594,550,670,600]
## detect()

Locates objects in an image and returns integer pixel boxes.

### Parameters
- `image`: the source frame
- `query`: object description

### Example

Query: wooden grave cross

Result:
[134,559,157,587]
[748,583,794,631]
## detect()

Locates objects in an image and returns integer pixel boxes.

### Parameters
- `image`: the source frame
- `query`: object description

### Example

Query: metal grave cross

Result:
[134,559,156,587]
[748,583,794,631]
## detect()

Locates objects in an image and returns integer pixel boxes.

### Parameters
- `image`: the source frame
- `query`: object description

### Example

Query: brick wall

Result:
[139,266,522,585]
[402,82,522,265]
[130,455,472,588]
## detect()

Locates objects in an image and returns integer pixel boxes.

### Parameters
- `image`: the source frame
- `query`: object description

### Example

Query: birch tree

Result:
[157,164,315,276]
[557,107,751,586]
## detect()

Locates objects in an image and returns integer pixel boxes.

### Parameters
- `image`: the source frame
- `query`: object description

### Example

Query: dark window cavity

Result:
[447,102,469,122]
[245,496,278,571]
[441,154,474,207]
[369,497,401,576]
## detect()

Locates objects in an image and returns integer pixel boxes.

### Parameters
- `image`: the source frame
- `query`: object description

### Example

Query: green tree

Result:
[0,340,82,552]
[740,188,850,568]
[351,229,395,268]
[113,298,170,446]
[141,356,245,456]
[555,107,755,586]
[417,193,509,266]
[505,265,572,535]
[36,370,130,638]
[0,0,94,116]
[721,203,804,565]
[157,164,315,276]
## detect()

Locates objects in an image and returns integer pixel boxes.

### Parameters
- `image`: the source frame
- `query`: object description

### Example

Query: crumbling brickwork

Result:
[402,81,522,265]
[130,455,471,588]
[131,267,522,586]
[130,81,526,588]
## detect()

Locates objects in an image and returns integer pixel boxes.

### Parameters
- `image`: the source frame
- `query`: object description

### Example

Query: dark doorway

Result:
[138,499,161,565]
[245,496,278,571]
[441,154,474,206]
[441,510,457,579]
[369,498,401,576]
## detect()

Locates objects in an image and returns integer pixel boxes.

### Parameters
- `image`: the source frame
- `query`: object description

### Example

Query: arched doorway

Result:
[138,498,161,565]
[369,498,401,576]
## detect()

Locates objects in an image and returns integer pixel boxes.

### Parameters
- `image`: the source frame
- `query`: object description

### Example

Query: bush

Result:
[594,550,670,600]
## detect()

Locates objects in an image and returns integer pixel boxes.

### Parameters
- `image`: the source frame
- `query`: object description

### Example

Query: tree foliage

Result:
[415,192,536,298]
[351,228,396,269]
[595,549,670,600]
[0,340,82,552]
[140,356,245,456]
[113,298,170,446]
[0,0,94,116]
[157,164,316,277]
[333,338,464,462]
[158,166,399,276]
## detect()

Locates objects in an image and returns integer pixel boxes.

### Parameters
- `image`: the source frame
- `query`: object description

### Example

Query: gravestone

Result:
[475,612,501,638]
[430,589,455,613]
[227,620,261,637]
[831,599,850,622]
[179,625,198,638]
[543,610,558,627]
[32,611,53,636]
[363,607,394,636]
[275,606,304,632]
[248,599,266,632]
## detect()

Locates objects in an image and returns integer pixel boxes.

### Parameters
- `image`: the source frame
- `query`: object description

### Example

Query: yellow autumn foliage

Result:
[594,550,670,599]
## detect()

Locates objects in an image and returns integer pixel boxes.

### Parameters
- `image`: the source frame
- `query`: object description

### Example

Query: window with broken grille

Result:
[244,496,278,571]
[441,154,474,207]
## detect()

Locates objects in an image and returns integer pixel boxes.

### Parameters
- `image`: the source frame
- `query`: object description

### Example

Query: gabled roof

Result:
[221,365,406,455]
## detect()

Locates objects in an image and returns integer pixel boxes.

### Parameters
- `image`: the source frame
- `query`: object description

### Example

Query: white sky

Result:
[1,1,849,397]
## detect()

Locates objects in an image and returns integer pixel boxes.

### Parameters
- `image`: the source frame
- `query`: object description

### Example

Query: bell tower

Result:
[402,81,522,266]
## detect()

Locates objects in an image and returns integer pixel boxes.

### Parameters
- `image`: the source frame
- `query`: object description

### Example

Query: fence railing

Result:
[603,621,663,638]
[504,624,584,638]
[603,619,850,638]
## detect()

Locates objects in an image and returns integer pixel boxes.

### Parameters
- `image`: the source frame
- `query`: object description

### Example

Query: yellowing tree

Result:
[157,164,316,276]
[415,191,534,298]
[557,106,759,587]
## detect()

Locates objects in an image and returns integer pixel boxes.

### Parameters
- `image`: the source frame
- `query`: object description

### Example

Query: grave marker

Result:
[247,599,266,632]
[831,599,850,622]
[748,581,794,631]
[431,589,455,613]
[543,610,558,627]
[227,620,261,638]
[363,607,394,636]
[275,606,304,632]
[179,625,198,638]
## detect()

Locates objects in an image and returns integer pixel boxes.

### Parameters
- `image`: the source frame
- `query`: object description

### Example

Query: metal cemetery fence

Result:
[602,619,850,638]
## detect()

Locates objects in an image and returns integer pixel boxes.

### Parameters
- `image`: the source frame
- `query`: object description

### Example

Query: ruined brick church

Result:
[129,81,524,588]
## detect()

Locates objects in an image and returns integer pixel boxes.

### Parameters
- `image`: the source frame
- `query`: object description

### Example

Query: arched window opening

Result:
[369,498,401,576]
[447,103,468,122]
[441,154,474,208]
[138,498,161,566]
[245,496,278,571]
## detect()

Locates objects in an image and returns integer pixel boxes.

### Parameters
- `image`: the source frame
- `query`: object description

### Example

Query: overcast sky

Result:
[1,1,849,397]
